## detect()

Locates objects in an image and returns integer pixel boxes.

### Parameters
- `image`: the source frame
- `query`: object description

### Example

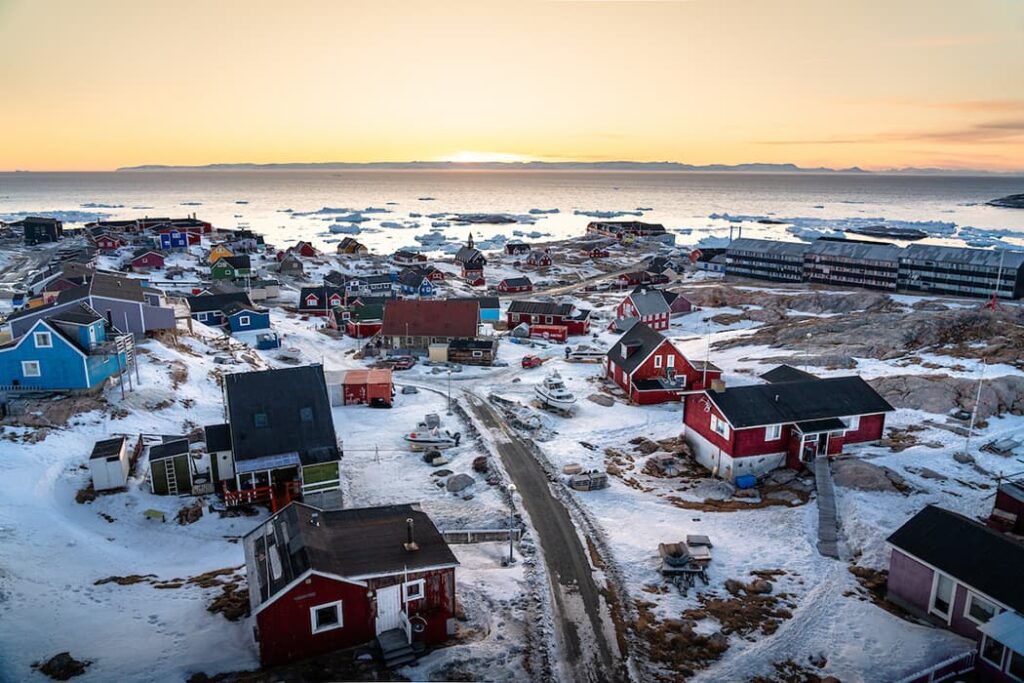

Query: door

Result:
[816,433,829,457]
[376,585,402,634]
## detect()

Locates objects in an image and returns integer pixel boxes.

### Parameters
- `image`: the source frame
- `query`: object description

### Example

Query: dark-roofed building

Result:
[759,364,819,384]
[20,216,64,245]
[497,276,532,294]
[506,300,591,335]
[186,292,253,327]
[396,268,435,297]
[381,299,479,354]
[605,322,721,405]
[683,375,893,480]
[88,436,130,491]
[214,365,343,510]
[148,439,194,496]
[613,286,673,331]
[887,505,1024,647]
[454,234,487,285]
[587,220,667,241]
[725,238,809,282]
[211,254,253,281]
[243,502,459,667]
[898,244,1024,300]
[804,239,902,290]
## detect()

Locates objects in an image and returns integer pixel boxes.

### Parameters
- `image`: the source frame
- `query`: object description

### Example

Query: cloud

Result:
[755,118,1024,146]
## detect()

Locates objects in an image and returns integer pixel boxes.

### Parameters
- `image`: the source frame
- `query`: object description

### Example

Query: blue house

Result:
[186,292,253,327]
[453,296,500,323]
[0,305,127,392]
[159,230,190,251]
[224,304,271,333]
[397,268,435,297]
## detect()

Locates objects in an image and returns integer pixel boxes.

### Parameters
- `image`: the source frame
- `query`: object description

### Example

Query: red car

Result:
[521,355,542,369]
[392,356,416,371]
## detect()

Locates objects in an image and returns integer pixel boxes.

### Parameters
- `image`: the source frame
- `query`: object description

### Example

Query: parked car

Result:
[401,385,419,394]
[522,355,542,369]
[392,356,416,370]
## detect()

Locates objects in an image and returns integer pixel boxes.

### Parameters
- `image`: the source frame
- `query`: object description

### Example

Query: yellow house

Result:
[209,244,234,264]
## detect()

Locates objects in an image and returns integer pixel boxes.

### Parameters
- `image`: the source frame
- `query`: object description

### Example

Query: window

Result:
[254,412,268,428]
[1008,650,1024,681]
[845,415,860,431]
[403,579,425,602]
[33,332,52,348]
[472,350,483,358]
[309,600,343,634]
[981,635,1005,669]
[306,295,319,306]
[197,312,208,322]
[239,316,251,327]
[22,361,41,377]
[710,415,730,439]
[666,355,675,368]
[545,316,553,324]
[300,407,314,423]
[766,424,782,441]
[965,593,998,624]
[654,355,663,369]
[930,573,954,617]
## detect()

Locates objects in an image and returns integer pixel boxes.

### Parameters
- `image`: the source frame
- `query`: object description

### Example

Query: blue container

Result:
[734,474,757,490]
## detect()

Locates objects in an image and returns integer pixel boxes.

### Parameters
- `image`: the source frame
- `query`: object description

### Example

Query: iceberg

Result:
[573,209,643,219]
[529,208,560,215]
[0,210,109,223]
[431,220,451,228]
[80,202,123,209]
[329,223,362,234]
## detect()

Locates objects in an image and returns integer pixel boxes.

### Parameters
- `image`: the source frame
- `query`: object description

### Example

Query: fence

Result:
[895,651,976,683]
[441,528,523,544]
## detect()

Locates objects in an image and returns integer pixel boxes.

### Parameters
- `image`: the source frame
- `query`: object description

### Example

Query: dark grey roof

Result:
[397,269,426,287]
[363,273,394,286]
[796,417,847,433]
[807,239,902,262]
[48,304,104,326]
[626,287,672,316]
[90,436,127,460]
[727,238,810,258]
[187,292,252,314]
[451,296,500,309]
[606,322,669,374]
[455,246,486,266]
[203,423,232,452]
[760,364,820,384]
[887,505,1024,612]
[148,439,190,462]
[508,301,578,317]
[219,255,251,270]
[448,338,497,350]
[501,277,532,288]
[901,244,1024,269]
[221,301,263,317]
[244,502,459,609]
[224,365,340,466]
[89,272,146,303]
[705,376,894,429]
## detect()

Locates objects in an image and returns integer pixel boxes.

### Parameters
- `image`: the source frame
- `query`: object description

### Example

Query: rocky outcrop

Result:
[988,193,1024,209]
[868,374,1024,419]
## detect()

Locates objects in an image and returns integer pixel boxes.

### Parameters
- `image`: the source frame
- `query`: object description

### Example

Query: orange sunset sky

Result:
[1,0,1022,172]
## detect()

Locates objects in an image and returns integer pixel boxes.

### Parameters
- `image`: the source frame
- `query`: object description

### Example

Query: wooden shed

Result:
[89,436,130,491]
[342,369,393,407]
[148,439,194,496]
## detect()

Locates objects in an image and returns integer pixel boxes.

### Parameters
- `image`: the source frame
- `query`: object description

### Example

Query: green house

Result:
[211,255,253,281]
[149,439,194,496]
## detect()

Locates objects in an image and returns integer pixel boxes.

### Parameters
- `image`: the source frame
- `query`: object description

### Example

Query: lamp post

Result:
[507,484,517,565]
[446,368,453,415]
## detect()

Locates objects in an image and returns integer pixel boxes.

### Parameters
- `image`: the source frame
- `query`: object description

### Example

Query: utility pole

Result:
[447,368,453,415]
[507,483,517,566]
[964,361,986,458]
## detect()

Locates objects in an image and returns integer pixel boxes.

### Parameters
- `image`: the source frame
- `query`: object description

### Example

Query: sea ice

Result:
[573,209,643,219]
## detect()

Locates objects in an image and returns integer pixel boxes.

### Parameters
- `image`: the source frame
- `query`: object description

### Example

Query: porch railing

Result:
[399,610,412,644]
[895,651,976,683]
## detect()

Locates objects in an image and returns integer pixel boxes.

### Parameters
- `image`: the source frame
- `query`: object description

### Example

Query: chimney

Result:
[404,517,419,552]
[710,378,726,393]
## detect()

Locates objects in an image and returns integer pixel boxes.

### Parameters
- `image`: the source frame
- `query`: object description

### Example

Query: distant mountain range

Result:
[114,160,1024,175]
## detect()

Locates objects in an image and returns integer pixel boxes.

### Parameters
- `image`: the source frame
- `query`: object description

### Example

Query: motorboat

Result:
[535,372,576,412]
[404,427,461,451]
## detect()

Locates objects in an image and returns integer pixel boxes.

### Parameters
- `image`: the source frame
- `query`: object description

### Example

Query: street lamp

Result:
[446,367,453,415]
[507,484,518,566]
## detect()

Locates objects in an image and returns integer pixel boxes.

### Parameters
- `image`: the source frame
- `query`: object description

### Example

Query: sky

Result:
[0,0,1023,172]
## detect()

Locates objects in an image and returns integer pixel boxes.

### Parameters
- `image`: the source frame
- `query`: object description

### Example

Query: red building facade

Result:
[605,322,720,405]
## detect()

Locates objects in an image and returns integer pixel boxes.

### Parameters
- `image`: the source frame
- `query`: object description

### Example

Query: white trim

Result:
[33,331,52,348]
[963,590,999,625]
[928,571,955,624]
[402,578,425,603]
[239,315,251,327]
[980,634,1007,670]
[21,360,41,377]
[1007,649,1024,682]
[347,563,458,582]
[309,599,344,634]
[249,568,368,617]
[765,424,782,441]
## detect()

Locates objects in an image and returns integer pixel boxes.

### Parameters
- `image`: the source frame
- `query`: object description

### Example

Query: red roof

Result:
[342,369,392,386]
[382,299,479,338]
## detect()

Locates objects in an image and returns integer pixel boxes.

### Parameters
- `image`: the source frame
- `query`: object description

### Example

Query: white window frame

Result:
[654,355,663,369]
[979,635,1006,670]
[309,600,344,634]
[33,331,53,348]
[845,415,861,432]
[22,360,41,377]
[766,424,782,441]
[963,591,999,625]
[928,572,955,621]
[666,355,675,368]
[197,312,208,322]
[239,315,251,327]
[710,414,730,439]
[402,579,425,603]
[1007,649,1024,682]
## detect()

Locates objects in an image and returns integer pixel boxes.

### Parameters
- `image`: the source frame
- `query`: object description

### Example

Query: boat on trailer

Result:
[535,372,577,413]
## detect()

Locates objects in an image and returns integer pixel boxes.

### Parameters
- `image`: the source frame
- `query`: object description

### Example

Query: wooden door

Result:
[376,585,402,634]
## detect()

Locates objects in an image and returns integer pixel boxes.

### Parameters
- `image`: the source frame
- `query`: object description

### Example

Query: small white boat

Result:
[404,427,461,451]
[535,372,576,412]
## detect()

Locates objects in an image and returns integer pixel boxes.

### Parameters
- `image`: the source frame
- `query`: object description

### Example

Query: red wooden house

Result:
[243,502,459,667]
[525,250,552,268]
[506,301,591,335]
[299,286,346,316]
[454,235,487,286]
[293,241,319,258]
[333,302,384,339]
[497,276,533,294]
[505,240,530,256]
[587,247,610,259]
[605,322,720,405]
[988,481,1024,534]
[341,369,393,407]
[612,287,672,332]
[682,373,893,481]
[616,270,668,288]
[94,233,124,252]
[128,250,166,272]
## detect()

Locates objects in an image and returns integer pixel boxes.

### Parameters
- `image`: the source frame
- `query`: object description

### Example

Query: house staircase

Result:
[377,628,416,669]
[814,456,840,559]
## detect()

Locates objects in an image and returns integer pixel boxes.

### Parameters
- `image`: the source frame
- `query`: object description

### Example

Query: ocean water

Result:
[1,170,1023,254]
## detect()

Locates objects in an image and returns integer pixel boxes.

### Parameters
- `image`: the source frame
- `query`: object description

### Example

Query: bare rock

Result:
[832,458,906,493]
[33,653,90,681]
[953,451,975,465]
[587,393,615,407]
[446,473,475,493]
[746,578,774,595]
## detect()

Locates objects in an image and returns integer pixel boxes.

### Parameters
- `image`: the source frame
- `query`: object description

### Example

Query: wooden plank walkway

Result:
[814,457,840,559]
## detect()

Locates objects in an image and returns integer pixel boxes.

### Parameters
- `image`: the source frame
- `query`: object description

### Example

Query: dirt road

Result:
[463,392,629,683]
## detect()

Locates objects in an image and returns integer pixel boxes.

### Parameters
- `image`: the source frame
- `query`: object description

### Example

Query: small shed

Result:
[342,369,393,407]
[428,343,449,364]
[149,439,194,496]
[89,436,130,491]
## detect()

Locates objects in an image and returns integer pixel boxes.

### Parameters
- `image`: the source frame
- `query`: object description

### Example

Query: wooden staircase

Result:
[377,628,416,669]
